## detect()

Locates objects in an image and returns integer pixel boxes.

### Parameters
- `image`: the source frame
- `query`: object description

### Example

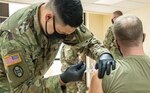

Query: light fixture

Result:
[94,0,123,5]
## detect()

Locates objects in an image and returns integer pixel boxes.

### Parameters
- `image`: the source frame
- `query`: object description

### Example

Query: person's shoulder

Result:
[102,59,129,88]
[125,55,150,62]
[108,25,113,29]
[102,59,127,91]
[108,59,130,76]
[106,25,113,33]
[115,55,150,72]
[139,55,150,59]
[116,59,130,69]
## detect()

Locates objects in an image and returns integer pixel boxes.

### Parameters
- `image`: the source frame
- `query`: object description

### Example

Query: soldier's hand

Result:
[60,62,86,83]
[95,53,116,79]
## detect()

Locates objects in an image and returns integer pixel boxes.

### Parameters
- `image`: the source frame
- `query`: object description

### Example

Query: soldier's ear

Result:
[45,14,52,21]
[142,33,146,42]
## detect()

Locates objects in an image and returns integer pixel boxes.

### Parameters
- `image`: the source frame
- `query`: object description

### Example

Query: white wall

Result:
[127,4,150,56]
[86,13,111,41]
[9,3,29,16]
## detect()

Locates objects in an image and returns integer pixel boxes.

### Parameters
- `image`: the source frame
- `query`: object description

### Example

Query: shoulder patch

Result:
[13,65,24,77]
[4,53,22,67]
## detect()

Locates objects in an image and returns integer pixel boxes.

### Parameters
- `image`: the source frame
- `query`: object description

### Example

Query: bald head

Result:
[113,15,143,46]
[113,10,123,16]
[112,10,123,23]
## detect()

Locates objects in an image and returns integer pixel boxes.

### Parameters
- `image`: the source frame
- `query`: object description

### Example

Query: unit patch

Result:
[4,53,22,67]
[13,65,24,77]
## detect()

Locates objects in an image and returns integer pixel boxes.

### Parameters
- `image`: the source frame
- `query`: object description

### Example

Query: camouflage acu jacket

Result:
[0,3,109,93]
[103,26,122,59]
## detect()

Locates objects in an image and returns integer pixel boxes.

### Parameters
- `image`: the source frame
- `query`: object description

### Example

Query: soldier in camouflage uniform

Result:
[103,10,123,59]
[0,0,116,92]
[61,45,86,93]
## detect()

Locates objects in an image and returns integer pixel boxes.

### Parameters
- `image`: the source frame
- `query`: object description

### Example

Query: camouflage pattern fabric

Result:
[103,26,122,59]
[0,3,109,93]
[61,45,86,93]
[76,80,86,93]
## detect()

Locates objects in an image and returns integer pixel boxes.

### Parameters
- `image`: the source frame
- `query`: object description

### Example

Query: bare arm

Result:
[89,71,104,93]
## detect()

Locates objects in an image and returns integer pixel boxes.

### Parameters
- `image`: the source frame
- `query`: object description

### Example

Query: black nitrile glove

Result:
[60,62,86,83]
[95,53,116,79]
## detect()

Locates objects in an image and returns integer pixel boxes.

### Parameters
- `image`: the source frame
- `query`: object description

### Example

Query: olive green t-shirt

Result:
[102,55,150,93]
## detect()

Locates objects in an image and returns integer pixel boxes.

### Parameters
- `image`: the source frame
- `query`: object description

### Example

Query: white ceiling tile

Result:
[82,2,131,13]
[0,0,47,4]
[127,0,150,4]
[113,0,146,9]
[81,0,97,3]
[94,0,124,5]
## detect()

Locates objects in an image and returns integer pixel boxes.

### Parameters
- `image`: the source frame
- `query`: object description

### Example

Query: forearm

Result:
[12,75,63,93]
[63,24,110,60]
[84,37,110,60]
[89,71,104,93]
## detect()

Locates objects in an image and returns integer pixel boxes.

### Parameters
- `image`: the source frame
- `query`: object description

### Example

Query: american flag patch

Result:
[4,53,21,67]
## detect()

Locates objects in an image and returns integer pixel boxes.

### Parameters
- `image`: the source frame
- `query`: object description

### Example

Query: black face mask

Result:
[111,19,114,24]
[45,16,67,39]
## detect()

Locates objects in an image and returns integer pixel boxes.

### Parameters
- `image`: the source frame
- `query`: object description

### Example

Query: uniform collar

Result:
[33,3,48,48]
[124,54,148,59]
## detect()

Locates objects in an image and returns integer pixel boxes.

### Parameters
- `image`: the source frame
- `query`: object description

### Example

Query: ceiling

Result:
[0,0,150,14]
[81,0,150,14]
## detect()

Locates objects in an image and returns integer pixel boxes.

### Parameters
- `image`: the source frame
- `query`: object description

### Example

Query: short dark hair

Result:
[113,10,123,16]
[113,15,143,46]
[46,0,83,27]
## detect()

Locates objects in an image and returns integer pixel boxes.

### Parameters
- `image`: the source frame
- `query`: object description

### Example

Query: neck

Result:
[39,4,49,33]
[121,45,145,57]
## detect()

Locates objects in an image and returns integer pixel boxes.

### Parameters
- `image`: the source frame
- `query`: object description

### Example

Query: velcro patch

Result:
[4,53,21,67]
